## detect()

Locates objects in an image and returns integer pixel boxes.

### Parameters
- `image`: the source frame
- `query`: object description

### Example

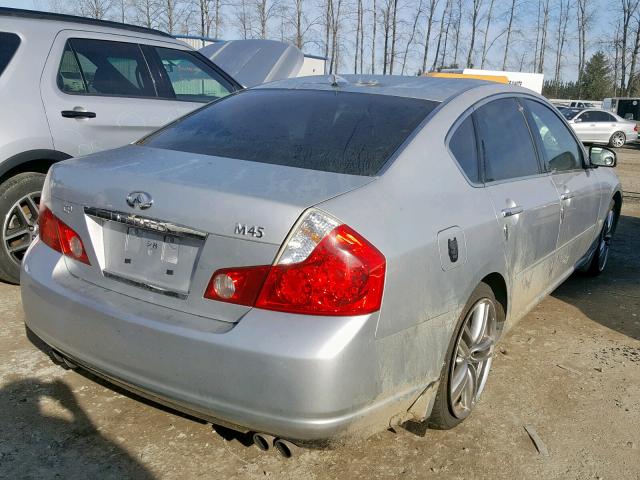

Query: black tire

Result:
[428,282,505,430]
[0,172,45,284]
[585,200,616,276]
[608,131,626,148]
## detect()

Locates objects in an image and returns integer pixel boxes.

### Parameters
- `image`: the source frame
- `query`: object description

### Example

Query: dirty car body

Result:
[21,75,622,445]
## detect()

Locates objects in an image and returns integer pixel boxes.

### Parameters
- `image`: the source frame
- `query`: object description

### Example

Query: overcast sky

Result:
[0,0,620,81]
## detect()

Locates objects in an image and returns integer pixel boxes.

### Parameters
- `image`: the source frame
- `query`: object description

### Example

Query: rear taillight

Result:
[38,205,90,265]
[204,210,386,316]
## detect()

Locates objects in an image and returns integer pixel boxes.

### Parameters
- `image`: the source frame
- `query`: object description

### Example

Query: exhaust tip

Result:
[252,433,270,451]
[273,438,294,458]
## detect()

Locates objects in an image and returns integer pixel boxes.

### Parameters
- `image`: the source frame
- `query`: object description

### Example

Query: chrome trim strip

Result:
[102,271,189,300]
[84,207,207,240]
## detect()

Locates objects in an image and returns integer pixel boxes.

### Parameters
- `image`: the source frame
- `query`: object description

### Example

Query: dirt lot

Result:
[1,151,639,480]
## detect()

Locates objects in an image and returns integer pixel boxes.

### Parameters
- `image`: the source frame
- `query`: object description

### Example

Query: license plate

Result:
[103,222,202,295]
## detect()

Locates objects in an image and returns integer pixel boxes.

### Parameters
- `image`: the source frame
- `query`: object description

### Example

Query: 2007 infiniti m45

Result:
[21,75,621,451]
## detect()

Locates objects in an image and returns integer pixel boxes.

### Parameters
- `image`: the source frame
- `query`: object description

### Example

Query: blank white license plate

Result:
[103,222,202,295]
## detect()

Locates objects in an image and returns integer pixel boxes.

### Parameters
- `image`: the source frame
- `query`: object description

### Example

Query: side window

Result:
[59,39,155,98]
[57,42,87,93]
[474,98,541,182]
[0,32,21,77]
[524,99,583,172]
[577,111,591,122]
[153,47,233,102]
[449,116,480,183]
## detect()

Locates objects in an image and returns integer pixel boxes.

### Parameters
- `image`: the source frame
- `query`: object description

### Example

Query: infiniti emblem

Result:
[126,191,153,210]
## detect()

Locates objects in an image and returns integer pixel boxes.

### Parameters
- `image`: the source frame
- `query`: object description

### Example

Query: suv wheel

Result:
[0,172,45,284]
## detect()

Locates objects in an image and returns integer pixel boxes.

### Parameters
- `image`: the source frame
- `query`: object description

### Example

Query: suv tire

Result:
[0,172,45,284]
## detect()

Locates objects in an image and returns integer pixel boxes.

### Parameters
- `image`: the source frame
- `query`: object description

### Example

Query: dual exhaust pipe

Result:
[252,433,299,458]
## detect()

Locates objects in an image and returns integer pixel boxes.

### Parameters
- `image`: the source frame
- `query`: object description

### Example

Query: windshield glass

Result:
[142,89,439,176]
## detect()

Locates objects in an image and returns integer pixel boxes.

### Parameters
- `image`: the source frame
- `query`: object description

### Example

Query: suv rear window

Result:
[0,32,20,77]
[142,89,438,176]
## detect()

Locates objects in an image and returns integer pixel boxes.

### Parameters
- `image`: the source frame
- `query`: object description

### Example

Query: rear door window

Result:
[449,116,480,183]
[474,97,541,182]
[142,89,438,176]
[58,39,155,98]
[150,47,234,103]
[524,99,583,172]
[0,32,20,77]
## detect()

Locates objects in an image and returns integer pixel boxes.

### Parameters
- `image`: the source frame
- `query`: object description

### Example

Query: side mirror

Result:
[574,117,582,123]
[589,146,617,167]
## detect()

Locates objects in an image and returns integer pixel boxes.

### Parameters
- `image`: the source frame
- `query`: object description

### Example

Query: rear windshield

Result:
[142,89,439,176]
[0,32,20,77]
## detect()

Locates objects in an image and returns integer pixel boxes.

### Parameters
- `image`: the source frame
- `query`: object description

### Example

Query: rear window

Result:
[142,89,438,176]
[0,32,20,77]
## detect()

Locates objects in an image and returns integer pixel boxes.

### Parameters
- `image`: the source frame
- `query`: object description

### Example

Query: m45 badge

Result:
[234,223,265,239]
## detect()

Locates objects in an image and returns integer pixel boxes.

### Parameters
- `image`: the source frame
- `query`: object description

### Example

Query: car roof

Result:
[0,7,173,40]
[254,74,512,103]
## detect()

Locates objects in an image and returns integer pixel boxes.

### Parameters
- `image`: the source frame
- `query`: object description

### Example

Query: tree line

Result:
[46,0,640,99]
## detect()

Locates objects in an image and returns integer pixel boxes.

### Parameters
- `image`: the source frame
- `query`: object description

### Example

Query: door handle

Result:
[560,192,575,201]
[501,206,524,217]
[61,110,96,119]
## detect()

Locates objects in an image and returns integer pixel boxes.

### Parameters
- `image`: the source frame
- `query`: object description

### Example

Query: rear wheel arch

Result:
[480,272,508,327]
[0,149,71,184]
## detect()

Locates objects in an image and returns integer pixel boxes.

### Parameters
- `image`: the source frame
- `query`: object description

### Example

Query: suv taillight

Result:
[38,205,90,265]
[204,210,386,316]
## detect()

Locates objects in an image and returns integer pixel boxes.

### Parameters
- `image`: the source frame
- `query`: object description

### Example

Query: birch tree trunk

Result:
[501,0,516,70]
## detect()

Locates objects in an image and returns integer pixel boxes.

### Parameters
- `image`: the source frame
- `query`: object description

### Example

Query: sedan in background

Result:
[560,107,637,147]
[22,76,622,453]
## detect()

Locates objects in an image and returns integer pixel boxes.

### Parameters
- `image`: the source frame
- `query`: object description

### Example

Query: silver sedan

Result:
[21,75,622,453]
[560,107,637,147]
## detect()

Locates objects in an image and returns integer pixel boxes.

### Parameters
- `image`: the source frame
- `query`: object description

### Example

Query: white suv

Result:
[0,8,241,282]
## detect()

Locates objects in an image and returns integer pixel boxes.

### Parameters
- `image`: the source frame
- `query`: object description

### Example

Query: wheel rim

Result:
[612,132,625,147]
[597,209,615,271]
[448,298,497,420]
[2,191,40,267]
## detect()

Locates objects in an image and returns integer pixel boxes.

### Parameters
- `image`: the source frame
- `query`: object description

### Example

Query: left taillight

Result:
[204,210,386,316]
[38,205,90,265]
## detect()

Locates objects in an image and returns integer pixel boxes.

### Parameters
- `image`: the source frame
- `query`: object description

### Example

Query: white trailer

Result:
[440,68,544,94]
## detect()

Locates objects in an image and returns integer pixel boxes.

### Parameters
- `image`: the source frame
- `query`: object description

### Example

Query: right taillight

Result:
[38,205,90,265]
[204,210,386,316]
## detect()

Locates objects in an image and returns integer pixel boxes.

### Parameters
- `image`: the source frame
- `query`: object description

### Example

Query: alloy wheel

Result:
[449,298,497,419]
[611,132,625,148]
[2,191,40,266]
[598,209,615,272]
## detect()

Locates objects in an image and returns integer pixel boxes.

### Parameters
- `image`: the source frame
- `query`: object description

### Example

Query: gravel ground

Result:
[1,153,639,479]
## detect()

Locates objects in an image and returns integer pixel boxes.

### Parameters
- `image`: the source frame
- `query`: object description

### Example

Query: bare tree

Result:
[626,15,640,94]
[381,0,392,73]
[401,0,423,74]
[254,0,279,38]
[466,0,483,68]
[75,0,113,19]
[371,0,377,73]
[533,0,541,72]
[613,22,622,96]
[161,0,184,33]
[620,0,640,91]
[537,0,550,73]
[115,0,129,22]
[437,0,453,68]
[501,0,516,70]
[576,0,593,96]
[234,0,253,38]
[552,0,571,90]
[452,0,462,66]
[421,0,439,73]
[480,0,495,69]
[354,0,363,73]
[432,0,451,70]
[133,0,159,28]
[389,0,399,74]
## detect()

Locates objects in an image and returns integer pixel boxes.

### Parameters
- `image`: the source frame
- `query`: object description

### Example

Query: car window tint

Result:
[67,39,155,97]
[588,111,612,122]
[57,42,87,93]
[524,99,583,172]
[449,116,480,182]
[475,98,540,181]
[142,89,438,176]
[0,32,20,77]
[154,47,233,102]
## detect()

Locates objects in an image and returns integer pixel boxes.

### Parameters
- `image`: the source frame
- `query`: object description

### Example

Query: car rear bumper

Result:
[21,240,432,442]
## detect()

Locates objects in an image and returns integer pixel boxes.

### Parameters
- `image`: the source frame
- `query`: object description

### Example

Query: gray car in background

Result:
[0,7,241,283]
[22,76,621,453]
[560,107,638,147]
